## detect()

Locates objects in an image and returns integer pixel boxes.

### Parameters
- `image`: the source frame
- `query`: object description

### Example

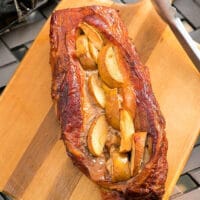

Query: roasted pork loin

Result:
[50,6,168,200]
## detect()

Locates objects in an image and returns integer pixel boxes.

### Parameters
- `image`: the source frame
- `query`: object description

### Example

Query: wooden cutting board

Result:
[0,0,200,199]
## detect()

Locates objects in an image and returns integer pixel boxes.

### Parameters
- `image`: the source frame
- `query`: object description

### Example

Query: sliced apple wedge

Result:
[76,35,96,70]
[119,109,135,152]
[130,139,135,176]
[79,22,103,50]
[132,132,147,176]
[89,41,99,63]
[98,44,126,88]
[88,74,106,108]
[87,115,108,156]
[102,82,111,93]
[121,85,136,119]
[105,88,120,130]
[111,151,131,182]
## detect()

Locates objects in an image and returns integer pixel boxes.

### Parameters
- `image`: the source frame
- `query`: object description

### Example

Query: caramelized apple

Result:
[130,140,135,176]
[87,115,108,156]
[89,41,99,63]
[132,132,147,175]
[111,150,131,182]
[119,109,135,152]
[98,44,125,88]
[75,35,96,70]
[105,88,120,130]
[79,22,103,50]
[88,74,106,108]
[121,85,136,119]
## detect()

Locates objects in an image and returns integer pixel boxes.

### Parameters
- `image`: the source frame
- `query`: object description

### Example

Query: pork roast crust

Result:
[50,6,168,200]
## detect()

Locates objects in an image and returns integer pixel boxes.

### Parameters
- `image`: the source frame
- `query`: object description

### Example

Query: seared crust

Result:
[50,6,168,200]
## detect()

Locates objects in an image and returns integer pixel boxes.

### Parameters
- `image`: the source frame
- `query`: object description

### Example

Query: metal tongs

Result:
[151,0,200,71]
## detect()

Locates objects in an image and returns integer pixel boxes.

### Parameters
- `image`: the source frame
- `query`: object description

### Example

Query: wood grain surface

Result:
[0,0,200,199]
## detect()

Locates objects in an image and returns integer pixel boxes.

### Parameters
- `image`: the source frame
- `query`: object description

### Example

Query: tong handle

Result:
[151,0,200,71]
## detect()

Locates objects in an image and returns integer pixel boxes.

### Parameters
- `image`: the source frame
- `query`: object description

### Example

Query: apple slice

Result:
[87,115,108,156]
[121,85,136,119]
[132,132,147,176]
[105,88,120,130]
[98,44,126,88]
[88,74,106,108]
[79,22,103,50]
[119,109,135,152]
[89,41,99,62]
[111,150,131,182]
[130,139,135,176]
[102,82,111,93]
[75,35,96,70]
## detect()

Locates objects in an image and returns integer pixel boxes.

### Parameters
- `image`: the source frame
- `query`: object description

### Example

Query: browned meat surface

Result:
[50,6,168,200]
